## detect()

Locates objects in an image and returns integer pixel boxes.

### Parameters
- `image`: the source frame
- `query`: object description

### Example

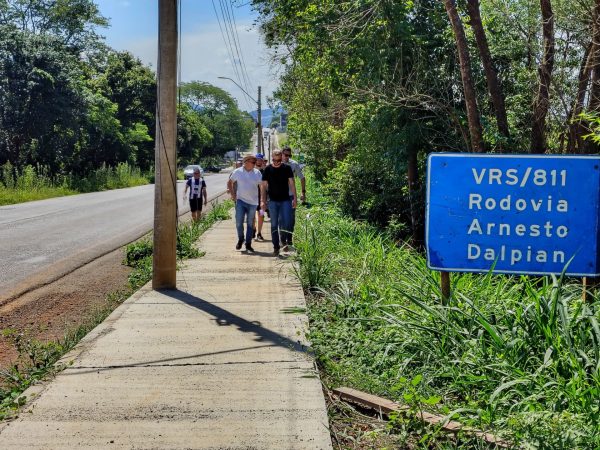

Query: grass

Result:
[293,176,600,449]
[0,162,152,206]
[0,201,232,420]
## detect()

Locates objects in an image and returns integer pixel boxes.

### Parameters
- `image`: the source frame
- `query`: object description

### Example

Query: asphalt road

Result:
[0,172,232,303]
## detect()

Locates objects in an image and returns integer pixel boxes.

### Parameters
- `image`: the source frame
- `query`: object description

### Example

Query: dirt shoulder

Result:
[0,192,230,370]
[0,247,132,368]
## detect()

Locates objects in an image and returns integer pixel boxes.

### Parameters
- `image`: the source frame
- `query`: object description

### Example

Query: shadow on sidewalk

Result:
[63,289,310,374]
[166,289,307,354]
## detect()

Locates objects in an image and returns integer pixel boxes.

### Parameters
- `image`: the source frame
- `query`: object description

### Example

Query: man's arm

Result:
[203,182,208,205]
[293,161,306,202]
[260,180,268,210]
[227,178,236,201]
[288,177,297,209]
[183,181,189,199]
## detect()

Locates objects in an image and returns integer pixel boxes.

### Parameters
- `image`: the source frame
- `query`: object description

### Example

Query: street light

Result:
[218,76,264,156]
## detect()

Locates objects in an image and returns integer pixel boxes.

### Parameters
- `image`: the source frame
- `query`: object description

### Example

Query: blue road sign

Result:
[426,153,600,276]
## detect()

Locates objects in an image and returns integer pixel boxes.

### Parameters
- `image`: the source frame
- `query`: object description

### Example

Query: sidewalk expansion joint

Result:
[66,360,304,370]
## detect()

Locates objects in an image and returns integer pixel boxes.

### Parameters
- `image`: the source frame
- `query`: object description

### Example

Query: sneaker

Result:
[245,243,255,252]
[273,247,280,256]
[235,239,243,250]
[256,233,264,241]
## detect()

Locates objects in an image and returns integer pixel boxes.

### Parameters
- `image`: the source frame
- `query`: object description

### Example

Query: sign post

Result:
[426,154,600,283]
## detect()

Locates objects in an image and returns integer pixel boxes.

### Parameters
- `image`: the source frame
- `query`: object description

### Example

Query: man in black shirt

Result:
[261,150,297,255]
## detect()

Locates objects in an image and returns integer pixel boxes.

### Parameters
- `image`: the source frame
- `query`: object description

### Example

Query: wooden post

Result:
[583,276,599,302]
[441,271,451,304]
[152,0,178,290]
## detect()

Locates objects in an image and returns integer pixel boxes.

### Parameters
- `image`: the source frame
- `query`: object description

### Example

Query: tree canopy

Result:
[0,0,253,183]
[252,0,600,242]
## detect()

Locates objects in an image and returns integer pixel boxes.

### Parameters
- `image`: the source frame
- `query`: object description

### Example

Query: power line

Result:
[211,0,253,111]
[222,0,255,96]
[218,0,254,111]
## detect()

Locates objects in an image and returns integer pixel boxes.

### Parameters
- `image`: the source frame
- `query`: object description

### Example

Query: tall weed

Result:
[0,162,151,206]
[294,175,600,448]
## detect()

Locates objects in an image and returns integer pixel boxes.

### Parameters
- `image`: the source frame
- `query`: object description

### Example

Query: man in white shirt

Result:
[227,154,264,252]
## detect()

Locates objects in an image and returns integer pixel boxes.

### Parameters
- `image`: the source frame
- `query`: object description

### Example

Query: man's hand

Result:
[261,201,266,211]
[300,192,306,202]
[292,197,297,209]
[204,199,207,206]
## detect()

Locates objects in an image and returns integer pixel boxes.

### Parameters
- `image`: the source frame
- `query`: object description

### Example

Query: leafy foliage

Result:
[254,0,600,239]
[0,2,251,192]
[178,81,254,160]
[293,176,600,447]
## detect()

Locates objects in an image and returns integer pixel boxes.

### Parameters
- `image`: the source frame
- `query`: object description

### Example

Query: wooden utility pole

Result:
[153,0,178,289]
[257,86,263,155]
[268,132,272,161]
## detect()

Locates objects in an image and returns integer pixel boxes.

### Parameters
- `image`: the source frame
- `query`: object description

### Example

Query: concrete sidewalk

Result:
[0,214,333,449]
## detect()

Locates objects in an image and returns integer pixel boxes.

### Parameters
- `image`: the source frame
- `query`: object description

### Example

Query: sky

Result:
[93,0,280,113]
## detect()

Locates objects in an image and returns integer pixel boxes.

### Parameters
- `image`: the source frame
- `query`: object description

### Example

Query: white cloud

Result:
[123,20,280,112]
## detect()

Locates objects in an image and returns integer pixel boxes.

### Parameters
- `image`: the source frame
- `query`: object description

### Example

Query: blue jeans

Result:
[235,200,257,244]
[268,199,293,249]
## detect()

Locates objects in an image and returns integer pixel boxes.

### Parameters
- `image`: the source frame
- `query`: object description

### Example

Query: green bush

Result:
[0,162,151,206]
[294,175,600,448]
[124,239,153,267]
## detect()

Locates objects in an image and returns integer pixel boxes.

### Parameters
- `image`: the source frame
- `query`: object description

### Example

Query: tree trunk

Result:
[567,41,592,153]
[582,0,600,153]
[466,0,510,147]
[443,0,484,153]
[530,0,555,154]
[588,0,600,112]
[407,148,422,247]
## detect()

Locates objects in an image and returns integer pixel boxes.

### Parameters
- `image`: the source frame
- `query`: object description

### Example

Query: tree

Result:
[96,51,156,168]
[179,81,254,157]
[443,0,484,152]
[0,25,85,172]
[177,103,212,163]
[466,0,510,146]
[530,0,555,153]
[0,0,108,51]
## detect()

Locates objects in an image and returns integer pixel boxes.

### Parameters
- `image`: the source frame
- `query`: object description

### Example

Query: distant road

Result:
[0,172,231,303]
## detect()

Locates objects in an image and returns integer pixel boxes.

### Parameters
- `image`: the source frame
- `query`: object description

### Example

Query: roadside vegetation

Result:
[253,0,600,242]
[0,162,151,206]
[0,1,252,205]
[0,201,232,420]
[293,178,599,448]
[253,2,600,447]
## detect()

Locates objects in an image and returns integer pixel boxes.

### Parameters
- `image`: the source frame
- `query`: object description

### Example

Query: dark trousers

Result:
[268,199,292,249]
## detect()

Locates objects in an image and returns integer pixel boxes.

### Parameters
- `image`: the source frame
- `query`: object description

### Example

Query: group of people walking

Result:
[228,147,305,256]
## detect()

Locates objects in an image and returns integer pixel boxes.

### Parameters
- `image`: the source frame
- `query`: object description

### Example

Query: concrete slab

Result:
[0,213,332,449]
